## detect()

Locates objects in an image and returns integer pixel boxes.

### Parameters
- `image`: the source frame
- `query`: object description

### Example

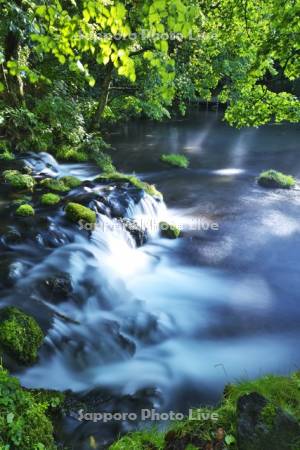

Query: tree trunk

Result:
[91,62,113,129]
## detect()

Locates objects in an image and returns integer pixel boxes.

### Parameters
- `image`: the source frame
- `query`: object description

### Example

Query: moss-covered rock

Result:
[40,177,71,193]
[159,221,181,239]
[40,193,61,206]
[110,372,300,450]
[96,172,162,198]
[65,202,96,224]
[3,170,36,191]
[258,170,296,189]
[160,154,189,168]
[15,204,35,217]
[60,175,82,189]
[0,307,44,364]
[0,367,57,449]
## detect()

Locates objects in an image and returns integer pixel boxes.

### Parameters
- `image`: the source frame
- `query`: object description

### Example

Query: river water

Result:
[1,110,300,447]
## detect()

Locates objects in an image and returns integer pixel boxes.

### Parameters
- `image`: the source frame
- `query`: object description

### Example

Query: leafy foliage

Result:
[0,366,57,449]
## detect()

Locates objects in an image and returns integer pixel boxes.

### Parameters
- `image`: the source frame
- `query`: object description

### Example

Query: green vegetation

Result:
[40,178,71,193]
[65,202,96,224]
[160,154,189,168]
[60,176,82,189]
[0,0,299,159]
[0,307,44,364]
[110,372,300,450]
[2,170,35,191]
[258,170,296,189]
[159,222,181,239]
[56,147,89,163]
[0,149,15,161]
[40,193,61,206]
[96,172,162,198]
[15,204,35,217]
[0,367,57,449]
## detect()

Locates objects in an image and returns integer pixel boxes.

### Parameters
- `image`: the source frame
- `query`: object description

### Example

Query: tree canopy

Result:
[0,0,299,154]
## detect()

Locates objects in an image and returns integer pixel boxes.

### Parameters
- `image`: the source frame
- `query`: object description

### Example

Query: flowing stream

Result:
[1,110,300,447]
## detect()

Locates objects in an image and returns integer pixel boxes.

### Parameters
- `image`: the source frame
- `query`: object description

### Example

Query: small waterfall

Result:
[18,168,170,390]
[24,152,60,176]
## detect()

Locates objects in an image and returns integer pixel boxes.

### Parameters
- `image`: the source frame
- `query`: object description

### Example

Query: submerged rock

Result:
[39,273,73,303]
[118,218,148,246]
[237,392,300,450]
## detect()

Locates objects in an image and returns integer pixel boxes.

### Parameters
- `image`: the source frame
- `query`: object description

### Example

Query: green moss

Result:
[0,367,57,449]
[40,177,71,193]
[93,152,116,173]
[40,193,61,206]
[0,307,44,364]
[0,150,15,161]
[260,403,277,428]
[258,170,296,189]
[56,146,89,162]
[15,204,35,217]
[160,154,189,168]
[110,429,164,450]
[96,172,162,198]
[65,202,96,224]
[159,221,181,239]
[60,176,82,189]
[3,170,36,191]
[109,372,300,450]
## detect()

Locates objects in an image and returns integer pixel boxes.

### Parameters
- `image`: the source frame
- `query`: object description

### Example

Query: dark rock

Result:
[237,392,300,450]
[0,257,27,288]
[1,227,22,247]
[118,218,148,246]
[39,273,73,303]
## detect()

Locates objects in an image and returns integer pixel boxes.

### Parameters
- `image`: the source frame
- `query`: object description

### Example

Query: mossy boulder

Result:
[65,202,96,224]
[0,307,44,364]
[15,204,35,217]
[258,170,296,189]
[40,177,71,193]
[110,372,300,450]
[2,170,36,191]
[160,153,189,168]
[96,172,162,198]
[40,193,61,206]
[0,367,57,449]
[60,175,82,189]
[159,221,181,239]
